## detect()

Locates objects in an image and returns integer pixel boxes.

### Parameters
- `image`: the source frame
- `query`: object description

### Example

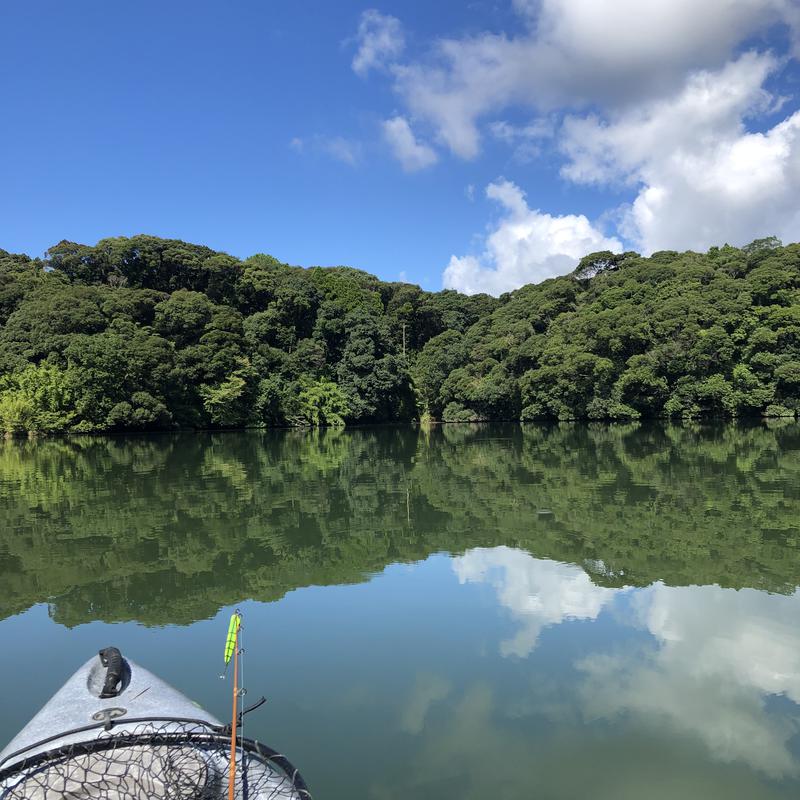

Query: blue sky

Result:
[2,1,799,294]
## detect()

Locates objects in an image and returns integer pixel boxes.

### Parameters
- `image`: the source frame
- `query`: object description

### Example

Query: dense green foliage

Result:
[1,235,799,432]
[0,423,798,626]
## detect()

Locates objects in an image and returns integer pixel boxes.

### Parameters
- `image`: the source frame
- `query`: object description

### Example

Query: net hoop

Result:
[0,718,311,800]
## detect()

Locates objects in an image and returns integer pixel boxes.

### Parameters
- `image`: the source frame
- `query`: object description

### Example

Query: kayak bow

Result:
[0,648,311,800]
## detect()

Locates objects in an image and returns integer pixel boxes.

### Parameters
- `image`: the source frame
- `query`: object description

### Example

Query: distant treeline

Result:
[0,235,798,432]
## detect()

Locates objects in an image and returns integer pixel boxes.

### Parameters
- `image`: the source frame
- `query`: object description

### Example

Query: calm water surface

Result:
[1,423,800,799]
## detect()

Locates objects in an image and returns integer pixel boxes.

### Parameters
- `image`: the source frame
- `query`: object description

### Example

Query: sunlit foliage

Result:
[0,236,798,432]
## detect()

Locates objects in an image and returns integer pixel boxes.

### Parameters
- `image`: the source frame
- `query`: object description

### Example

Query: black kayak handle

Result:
[99,647,124,698]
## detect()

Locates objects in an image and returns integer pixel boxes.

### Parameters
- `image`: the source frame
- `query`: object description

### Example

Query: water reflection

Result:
[1,422,799,627]
[580,583,800,778]
[451,545,800,782]
[400,673,452,735]
[454,547,619,656]
[1,423,800,798]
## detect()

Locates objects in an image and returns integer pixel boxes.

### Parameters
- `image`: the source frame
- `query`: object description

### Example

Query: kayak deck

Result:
[0,651,310,800]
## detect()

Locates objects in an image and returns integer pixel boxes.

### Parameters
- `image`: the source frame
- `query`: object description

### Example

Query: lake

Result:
[1,422,800,799]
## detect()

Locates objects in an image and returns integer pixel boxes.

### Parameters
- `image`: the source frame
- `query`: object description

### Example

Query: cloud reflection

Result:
[580,583,800,777]
[400,673,452,735]
[453,546,800,777]
[453,546,619,656]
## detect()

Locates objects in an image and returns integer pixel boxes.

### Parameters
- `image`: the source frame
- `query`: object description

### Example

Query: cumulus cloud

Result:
[580,583,800,777]
[389,0,798,159]
[348,3,800,280]
[351,9,405,77]
[443,180,621,295]
[560,52,777,185]
[489,118,553,143]
[489,117,554,162]
[453,547,620,656]
[382,116,438,171]
[391,36,538,159]
[560,52,800,253]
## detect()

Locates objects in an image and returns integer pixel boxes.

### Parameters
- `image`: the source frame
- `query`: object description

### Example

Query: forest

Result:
[0,235,798,433]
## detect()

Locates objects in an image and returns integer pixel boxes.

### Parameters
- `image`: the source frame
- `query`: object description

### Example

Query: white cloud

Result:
[388,0,798,159]
[560,52,800,253]
[580,583,800,778]
[489,118,553,143]
[382,116,438,172]
[290,135,362,166]
[349,5,800,267]
[489,117,554,162]
[453,547,620,656]
[443,180,621,295]
[391,35,537,159]
[534,0,795,84]
[352,9,405,77]
[324,136,362,166]
[560,53,776,185]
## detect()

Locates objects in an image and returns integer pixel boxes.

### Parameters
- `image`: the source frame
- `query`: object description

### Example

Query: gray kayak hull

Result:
[0,652,219,769]
[0,651,308,799]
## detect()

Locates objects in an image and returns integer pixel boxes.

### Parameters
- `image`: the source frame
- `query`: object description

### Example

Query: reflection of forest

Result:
[1,422,798,627]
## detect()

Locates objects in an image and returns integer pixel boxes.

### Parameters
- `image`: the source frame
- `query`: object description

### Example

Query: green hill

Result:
[1,235,798,432]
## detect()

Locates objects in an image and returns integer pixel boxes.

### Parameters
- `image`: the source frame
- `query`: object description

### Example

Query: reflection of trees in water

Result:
[0,422,798,626]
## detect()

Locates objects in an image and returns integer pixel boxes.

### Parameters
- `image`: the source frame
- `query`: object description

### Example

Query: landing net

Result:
[0,720,311,800]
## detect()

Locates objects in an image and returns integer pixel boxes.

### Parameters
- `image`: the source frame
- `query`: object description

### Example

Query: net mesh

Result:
[0,721,311,800]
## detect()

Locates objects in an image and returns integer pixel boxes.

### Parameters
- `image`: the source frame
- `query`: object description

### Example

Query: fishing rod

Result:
[223,610,243,800]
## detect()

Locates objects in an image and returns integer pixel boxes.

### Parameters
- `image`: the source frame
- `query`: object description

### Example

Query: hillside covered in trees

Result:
[0,235,798,433]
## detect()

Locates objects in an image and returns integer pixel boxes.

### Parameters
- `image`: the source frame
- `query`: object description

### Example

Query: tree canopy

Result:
[1,235,798,433]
